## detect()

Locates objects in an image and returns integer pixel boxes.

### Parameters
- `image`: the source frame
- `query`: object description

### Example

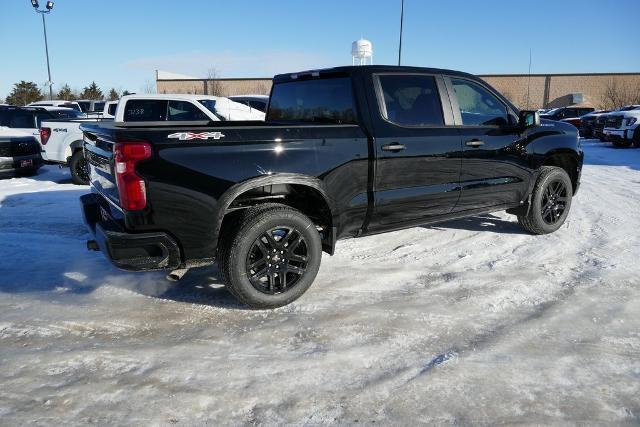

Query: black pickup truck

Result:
[81,65,583,308]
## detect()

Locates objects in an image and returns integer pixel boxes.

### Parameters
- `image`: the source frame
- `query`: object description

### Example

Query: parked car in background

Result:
[603,106,640,147]
[103,101,118,119]
[27,100,82,112]
[114,94,265,122]
[0,126,43,177]
[228,95,270,113]
[39,95,262,185]
[0,106,84,144]
[76,100,106,113]
[540,106,595,122]
[578,110,610,138]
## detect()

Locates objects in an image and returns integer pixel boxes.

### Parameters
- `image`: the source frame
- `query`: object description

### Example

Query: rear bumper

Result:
[0,153,43,175]
[80,193,182,271]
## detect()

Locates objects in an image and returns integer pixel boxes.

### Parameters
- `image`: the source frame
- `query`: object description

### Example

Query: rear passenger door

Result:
[367,73,462,231]
[446,77,530,212]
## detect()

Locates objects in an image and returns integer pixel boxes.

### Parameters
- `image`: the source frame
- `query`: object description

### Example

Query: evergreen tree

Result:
[57,84,76,100]
[5,81,43,105]
[108,88,119,101]
[79,82,103,100]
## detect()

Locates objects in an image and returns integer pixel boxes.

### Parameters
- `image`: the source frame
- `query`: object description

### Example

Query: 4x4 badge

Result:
[167,131,225,141]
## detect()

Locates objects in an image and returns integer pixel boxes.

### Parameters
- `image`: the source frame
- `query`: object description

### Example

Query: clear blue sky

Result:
[1,0,639,99]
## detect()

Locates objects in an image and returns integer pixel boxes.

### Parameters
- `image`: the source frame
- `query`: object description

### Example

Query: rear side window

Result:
[451,78,508,126]
[108,103,118,115]
[377,74,444,126]
[167,100,207,121]
[123,100,167,121]
[268,77,357,124]
[9,111,35,128]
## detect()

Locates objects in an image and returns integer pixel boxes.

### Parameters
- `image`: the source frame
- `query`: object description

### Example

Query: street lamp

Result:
[30,0,55,100]
[398,0,404,66]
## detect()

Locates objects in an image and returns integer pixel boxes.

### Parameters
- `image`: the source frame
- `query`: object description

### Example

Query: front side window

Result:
[377,74,444,126]
[268,77,357,124]
[168,100,208,121]
[123,100,167,121]
[108,103,118,115]
[77,102,90,112]
[451,78,508,126]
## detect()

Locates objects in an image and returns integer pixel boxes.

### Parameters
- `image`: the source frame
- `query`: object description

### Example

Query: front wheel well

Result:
[219,183,335,254]
[543,154,579,193]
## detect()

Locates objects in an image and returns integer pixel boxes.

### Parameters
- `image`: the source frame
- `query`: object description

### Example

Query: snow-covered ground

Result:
[1,140,639,425]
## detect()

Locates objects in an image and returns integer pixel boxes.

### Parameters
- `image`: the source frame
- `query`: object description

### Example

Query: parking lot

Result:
[0,140,638,424]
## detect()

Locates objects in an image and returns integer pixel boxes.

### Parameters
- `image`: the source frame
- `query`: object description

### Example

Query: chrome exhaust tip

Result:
[166,268,189,282]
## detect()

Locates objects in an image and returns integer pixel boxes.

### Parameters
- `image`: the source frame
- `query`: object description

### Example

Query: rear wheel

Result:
[518,166,573,235]
[70,150,90,185]
[218,204,322,308]
[633,128,640,148]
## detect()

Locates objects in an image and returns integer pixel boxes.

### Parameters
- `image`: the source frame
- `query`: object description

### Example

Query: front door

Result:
[367,73,462,231]
[446,77,531,212]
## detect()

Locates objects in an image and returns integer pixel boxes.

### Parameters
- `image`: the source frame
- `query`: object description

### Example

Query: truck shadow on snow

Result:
[0,188,244,309]
[427,213,528,235]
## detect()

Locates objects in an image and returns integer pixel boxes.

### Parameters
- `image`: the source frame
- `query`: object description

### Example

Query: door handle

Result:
[465,139,485,148]
[381,143,406,152]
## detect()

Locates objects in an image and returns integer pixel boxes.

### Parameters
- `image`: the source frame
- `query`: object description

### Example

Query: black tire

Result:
[69,150,90,185]
[518,166,573,235]
[633,128,640,148]
[612,139,632,148]
[218,204,322,309]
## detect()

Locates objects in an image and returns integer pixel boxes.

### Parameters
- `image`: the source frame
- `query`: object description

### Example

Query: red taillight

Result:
[114,141,152,211]
[40,127,51,145]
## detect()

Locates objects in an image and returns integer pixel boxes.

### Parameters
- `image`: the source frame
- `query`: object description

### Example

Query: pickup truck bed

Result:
[81,65,583,308]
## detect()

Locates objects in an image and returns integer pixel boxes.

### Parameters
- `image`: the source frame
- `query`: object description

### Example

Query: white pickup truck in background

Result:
[40,94,265,184]
[602,105,640,148]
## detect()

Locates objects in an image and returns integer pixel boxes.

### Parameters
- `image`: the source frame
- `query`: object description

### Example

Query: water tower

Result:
[352,39,373,66]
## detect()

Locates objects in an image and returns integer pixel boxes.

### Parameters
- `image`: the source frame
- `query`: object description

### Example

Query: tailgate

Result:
[82,129,121,209]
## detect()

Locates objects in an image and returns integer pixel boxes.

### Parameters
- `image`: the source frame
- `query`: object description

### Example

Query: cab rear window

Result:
[267,77,357,124]
[123,100,167,121]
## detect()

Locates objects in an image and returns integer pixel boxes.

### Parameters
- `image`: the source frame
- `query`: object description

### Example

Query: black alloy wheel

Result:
[246,226,309,295]
[540,180,568,225]
[70,150,90,185]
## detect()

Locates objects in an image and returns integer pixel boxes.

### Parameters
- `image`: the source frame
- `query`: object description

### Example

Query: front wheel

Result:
[218,204,322,308]
[69,150,90,185]
[518,166,573,235]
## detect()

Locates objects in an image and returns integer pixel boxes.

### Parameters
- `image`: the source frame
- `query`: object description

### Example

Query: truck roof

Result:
[273,65,477,83]
[121,94,226,101]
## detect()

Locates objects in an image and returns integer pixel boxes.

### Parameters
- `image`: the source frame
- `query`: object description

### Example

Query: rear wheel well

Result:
[543,154,578,193]
[219,184,334,254]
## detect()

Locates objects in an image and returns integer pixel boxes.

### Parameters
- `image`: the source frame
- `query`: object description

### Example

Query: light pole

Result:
[30,0,55,100]
[398,0,404,66]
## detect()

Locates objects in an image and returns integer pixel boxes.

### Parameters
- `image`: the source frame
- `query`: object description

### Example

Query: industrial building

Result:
[156,70,640,110]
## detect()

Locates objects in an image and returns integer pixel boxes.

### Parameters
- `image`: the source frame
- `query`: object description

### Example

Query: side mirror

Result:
[519,110,540,129]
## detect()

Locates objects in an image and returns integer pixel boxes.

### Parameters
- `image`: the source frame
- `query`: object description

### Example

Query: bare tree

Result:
[142,80,157,94]
[206,68,224,96]
[600,78,640,110]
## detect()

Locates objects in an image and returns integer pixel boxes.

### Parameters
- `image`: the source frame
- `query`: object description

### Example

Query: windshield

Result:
[198,100,223,120]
